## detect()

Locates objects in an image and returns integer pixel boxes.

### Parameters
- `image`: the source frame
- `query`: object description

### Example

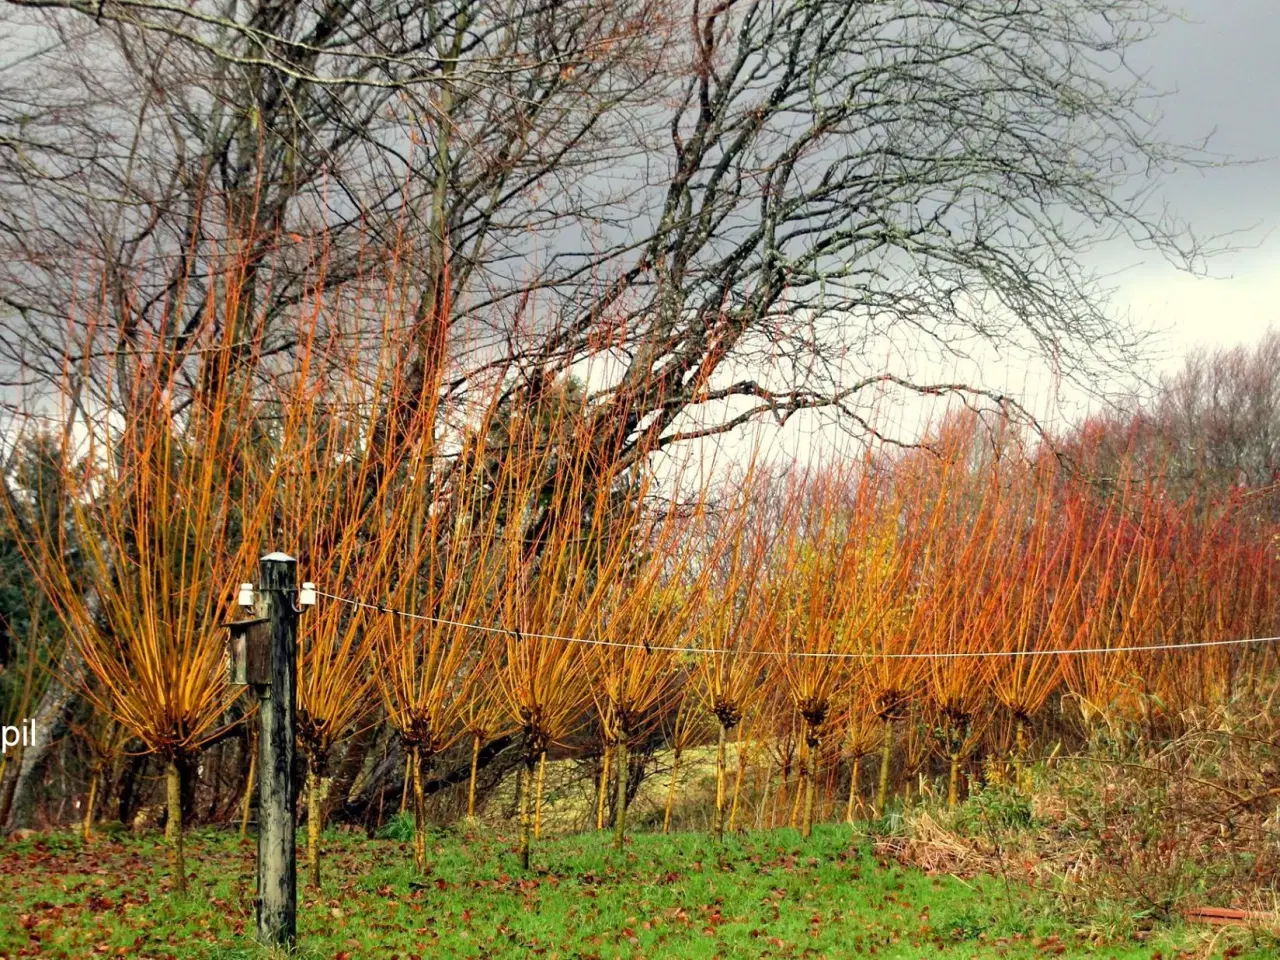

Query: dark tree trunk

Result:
[116,752,148,826]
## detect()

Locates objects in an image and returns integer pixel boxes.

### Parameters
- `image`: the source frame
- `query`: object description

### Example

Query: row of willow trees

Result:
[2,287,1278,894]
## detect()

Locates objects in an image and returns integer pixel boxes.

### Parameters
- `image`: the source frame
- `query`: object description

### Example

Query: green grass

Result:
[0,824,1272,959]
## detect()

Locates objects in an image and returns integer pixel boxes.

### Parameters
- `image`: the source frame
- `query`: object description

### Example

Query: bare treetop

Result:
[0,0,1215,457]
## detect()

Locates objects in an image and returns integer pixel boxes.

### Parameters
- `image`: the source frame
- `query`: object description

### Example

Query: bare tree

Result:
[532,0,1213,461]
[4,1,1213,442]
[0,0,669,407]
[1065,329,1280,517]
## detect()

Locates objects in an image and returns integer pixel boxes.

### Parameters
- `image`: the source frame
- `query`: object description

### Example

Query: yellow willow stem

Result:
[83,770,99,844]
[876,717,894,817]
[239,747,256,841]
[400,754,412,815]
[596,745,611,831]
[412,747,428,873]
[519,759,534,871]
[948,753,961,810]
[466,733,482,820]
[728,732,747,833]
[533,751,547,840]
[845,756,861,824]
[662,749,682,835]
[166,761,186,896]
[612,738,629,852]
[306,766,322,888]
[801,733,819,838]
[714,721,728,841]
[1013,717,1027,793]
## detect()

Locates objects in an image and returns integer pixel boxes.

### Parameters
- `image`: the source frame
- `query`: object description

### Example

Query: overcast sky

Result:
[734,3,1280,464]
[1112,0,1280,364]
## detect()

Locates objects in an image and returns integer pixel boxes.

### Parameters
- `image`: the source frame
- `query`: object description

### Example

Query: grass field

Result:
[2,823,1272,960]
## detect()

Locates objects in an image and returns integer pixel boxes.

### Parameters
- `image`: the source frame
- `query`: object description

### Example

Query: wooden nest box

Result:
[224,617,271,685]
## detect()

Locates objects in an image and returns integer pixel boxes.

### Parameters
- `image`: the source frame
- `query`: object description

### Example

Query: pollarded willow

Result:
[775,465,908,836]
[694,490,781,842]
[372,434,505,874]
[492,406,651,871]
[589,507,708,850]
[9,297,280,894]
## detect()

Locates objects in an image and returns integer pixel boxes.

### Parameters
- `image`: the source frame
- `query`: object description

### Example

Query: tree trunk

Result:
[845,756,861,824]
[1013,716,1027,792]
[876,717,894,817]
[612,738,629,851]
[177,752,198,832]
[802,729,819,838]
[345,722,396,811]
[115,751,146,828]
[306,761,323,888]
[166,761,186,896]
[756,752,774,830]
[713,720,727,841]
[204,739,225,823]
[466,732,482,820]
[317,728,366,823]
[533,750,547,840]
[519,757,534,871]
[82,769,99,843]
[662,748,681,834]
[0,751,17,827]
[789,744,805,829]
[5,645,83,832]
[411,747,428,873]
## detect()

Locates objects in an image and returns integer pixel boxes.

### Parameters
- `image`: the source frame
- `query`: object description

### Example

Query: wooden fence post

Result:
[256,552,298,948]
